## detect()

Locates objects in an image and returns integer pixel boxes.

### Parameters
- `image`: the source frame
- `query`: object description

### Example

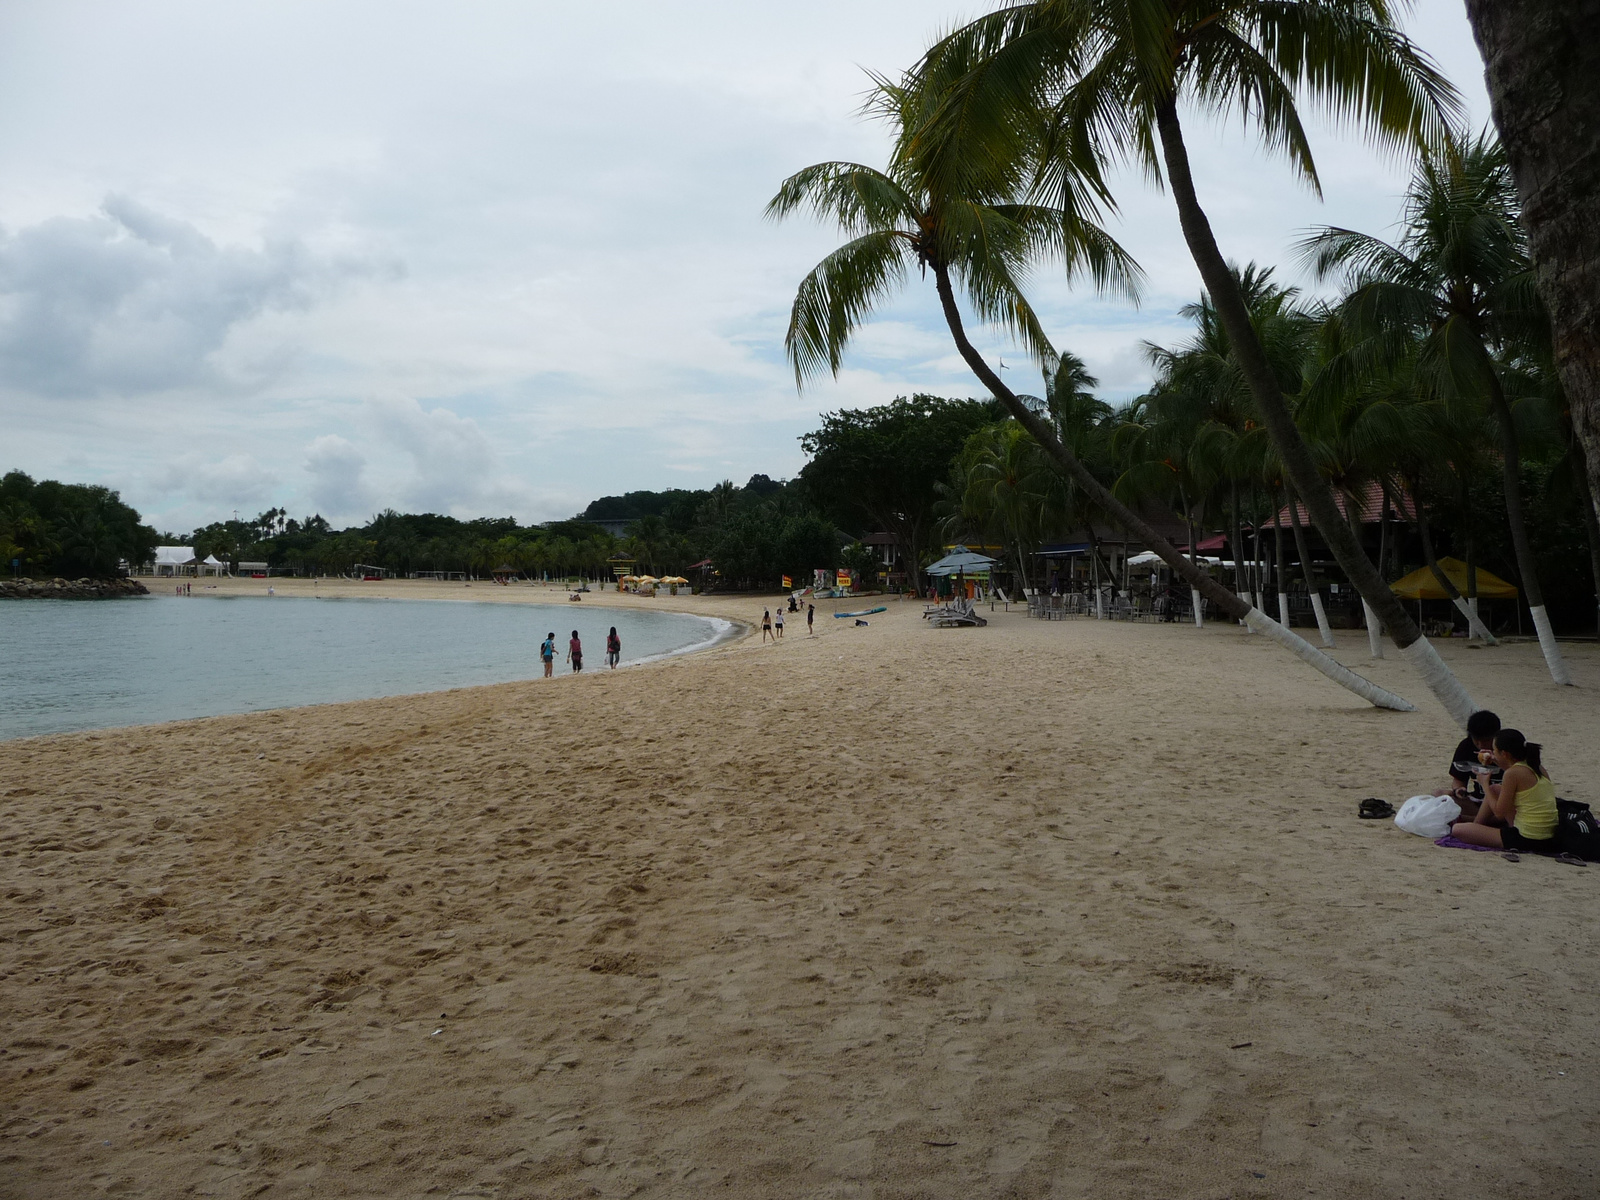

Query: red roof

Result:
[1271,480,1417,527]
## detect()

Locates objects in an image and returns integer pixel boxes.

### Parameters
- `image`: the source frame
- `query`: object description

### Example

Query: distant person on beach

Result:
[762,610,774,643]
[541,631,556,678]
[567,630,583,673]
[1437,709,1502,818]
[807,603,815,635]
[606,626,621,669]
[1447,729,1559,852]
[774,608,784,639]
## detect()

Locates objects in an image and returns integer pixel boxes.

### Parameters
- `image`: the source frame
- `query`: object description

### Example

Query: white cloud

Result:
[303,434,372,521]
[0,195,363,396]
[0,0,1493,530]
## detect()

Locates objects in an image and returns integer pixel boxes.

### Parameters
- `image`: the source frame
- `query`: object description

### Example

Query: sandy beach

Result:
[3,580,1597,1198]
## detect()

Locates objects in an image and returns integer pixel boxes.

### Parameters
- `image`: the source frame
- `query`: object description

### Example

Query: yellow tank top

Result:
[1513,773,1558,841]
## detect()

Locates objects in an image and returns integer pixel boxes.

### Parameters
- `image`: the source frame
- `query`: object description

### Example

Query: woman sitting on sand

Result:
[1448,729,1558,852]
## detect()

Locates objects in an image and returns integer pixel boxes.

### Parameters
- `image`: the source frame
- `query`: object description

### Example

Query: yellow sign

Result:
[782,575,792,589]
[836,569,853,590]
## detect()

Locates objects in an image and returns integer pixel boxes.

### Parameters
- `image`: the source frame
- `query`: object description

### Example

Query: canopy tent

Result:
[1128,551,1221,568]
[1390,557,1517,601]
[924,546,998,577]
[152,546,196,576]
[199,553,228,576]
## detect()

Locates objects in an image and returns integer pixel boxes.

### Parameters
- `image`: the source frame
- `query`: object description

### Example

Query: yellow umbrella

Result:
[1390,557,1518,600]
[620,575,640,582]
[660,575,688,584]
[637,575,659,584]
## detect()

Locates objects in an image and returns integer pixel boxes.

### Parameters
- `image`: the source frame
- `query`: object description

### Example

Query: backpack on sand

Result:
[1556,800,1600,862]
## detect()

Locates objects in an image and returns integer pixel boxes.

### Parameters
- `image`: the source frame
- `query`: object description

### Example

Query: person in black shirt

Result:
[1438,709,1502,818]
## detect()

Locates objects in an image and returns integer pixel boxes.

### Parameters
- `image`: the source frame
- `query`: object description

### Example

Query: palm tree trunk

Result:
[929,260,1415,713]
[1286,483,1336,649]
[1575,455,1600,636]
[1152,97,1474,724]
[1346,491,1385,659]
[1230,482,1252,630]
[1485,376,1570,682]
[1413,486,1498,644]
[1465,0,1600,534]
[1272,487,1290,627]
[1183,497,1203,628]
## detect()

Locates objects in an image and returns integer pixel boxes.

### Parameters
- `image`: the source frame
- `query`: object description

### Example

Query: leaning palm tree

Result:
[770,77,1416,712]
[1463,0,1600,524]
[906,0,1477,723]
[1301,132,1570,682]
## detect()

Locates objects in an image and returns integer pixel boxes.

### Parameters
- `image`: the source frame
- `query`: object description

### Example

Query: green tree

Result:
[907,0,1471,721]
[798,395,1002,588]
[1302,132,1570,682]
[771,66,1416,712]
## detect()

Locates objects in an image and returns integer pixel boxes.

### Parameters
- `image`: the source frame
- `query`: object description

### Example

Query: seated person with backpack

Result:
[1435,709,1502,819]
[1448,729,1558,853]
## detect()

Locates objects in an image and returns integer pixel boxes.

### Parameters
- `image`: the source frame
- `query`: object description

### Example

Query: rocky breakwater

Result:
[0,577,150,600]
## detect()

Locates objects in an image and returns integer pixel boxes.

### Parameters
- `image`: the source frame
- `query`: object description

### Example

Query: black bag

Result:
[1556,799,1600,862]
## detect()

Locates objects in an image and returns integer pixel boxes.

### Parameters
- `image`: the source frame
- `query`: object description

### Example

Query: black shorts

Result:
[1501,826,1559,854]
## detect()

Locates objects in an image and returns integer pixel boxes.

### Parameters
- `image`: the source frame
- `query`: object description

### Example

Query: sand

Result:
[2,579,1597,1198]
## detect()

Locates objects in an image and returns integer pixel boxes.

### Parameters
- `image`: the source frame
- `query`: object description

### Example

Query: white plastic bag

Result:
[1393,794,1461,839]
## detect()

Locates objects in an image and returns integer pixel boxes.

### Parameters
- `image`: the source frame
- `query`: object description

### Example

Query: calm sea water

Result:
[0,595,729,740]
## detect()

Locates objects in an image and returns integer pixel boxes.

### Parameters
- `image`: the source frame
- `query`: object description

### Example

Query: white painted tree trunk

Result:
[1363,600,1384,659]
[1243,609,1415,711]
[1191,587,1204,628]
[1277,591,1291,628]
[1308,593,1335,647]
[1237,592,1254,630]
[1398,638,1479,728]
[1529,605,1573,685]
[1451,597,1497,644]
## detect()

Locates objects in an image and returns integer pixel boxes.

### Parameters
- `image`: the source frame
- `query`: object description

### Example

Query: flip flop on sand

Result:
[1358,798,1396,820]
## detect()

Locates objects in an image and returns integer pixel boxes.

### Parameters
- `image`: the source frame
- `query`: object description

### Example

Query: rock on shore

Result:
[0,576,150,600]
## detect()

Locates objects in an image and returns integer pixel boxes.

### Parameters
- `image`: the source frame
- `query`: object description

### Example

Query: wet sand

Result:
[3,582,1597,1198]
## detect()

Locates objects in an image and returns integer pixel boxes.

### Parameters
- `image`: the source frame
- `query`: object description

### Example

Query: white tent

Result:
[152,546,196,577]
[199,554,229,577]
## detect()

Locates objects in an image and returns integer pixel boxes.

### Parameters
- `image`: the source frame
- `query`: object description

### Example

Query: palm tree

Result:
[1301,132,1570,682]
[1463,0,1600,526]
[908,0,1476,723]
[771,76,1417,712]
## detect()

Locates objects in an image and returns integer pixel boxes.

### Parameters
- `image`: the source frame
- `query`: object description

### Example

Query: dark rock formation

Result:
[0,577,150,600]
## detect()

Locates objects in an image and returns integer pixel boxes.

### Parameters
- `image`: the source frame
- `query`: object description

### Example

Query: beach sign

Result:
[782,575,791,589]
[836,569,853,591]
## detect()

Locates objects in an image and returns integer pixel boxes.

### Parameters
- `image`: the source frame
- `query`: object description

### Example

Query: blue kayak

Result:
[833,606,888,618]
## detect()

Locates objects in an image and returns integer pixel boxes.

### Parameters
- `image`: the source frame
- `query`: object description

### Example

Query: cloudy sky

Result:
[0,1,1491,533]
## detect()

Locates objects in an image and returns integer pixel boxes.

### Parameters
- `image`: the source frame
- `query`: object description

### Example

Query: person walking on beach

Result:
[774,607,784,639]
[541,631,556,678]
[605,626,621,669]
[761,609,774,643]
[567,629,583,673]
[806,602,815,635]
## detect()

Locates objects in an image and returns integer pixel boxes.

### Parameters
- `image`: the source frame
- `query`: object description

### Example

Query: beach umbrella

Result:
[637,575,659,584]
[924,545,998,576]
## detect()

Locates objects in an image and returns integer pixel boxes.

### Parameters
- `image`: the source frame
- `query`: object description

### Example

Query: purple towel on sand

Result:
[1435,835,1497,852]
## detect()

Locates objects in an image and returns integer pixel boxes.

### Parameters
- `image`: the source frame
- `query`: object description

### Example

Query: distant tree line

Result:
[0,471,158,579]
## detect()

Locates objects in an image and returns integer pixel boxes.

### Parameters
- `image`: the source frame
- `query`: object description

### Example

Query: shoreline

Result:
[2,578,759,745]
